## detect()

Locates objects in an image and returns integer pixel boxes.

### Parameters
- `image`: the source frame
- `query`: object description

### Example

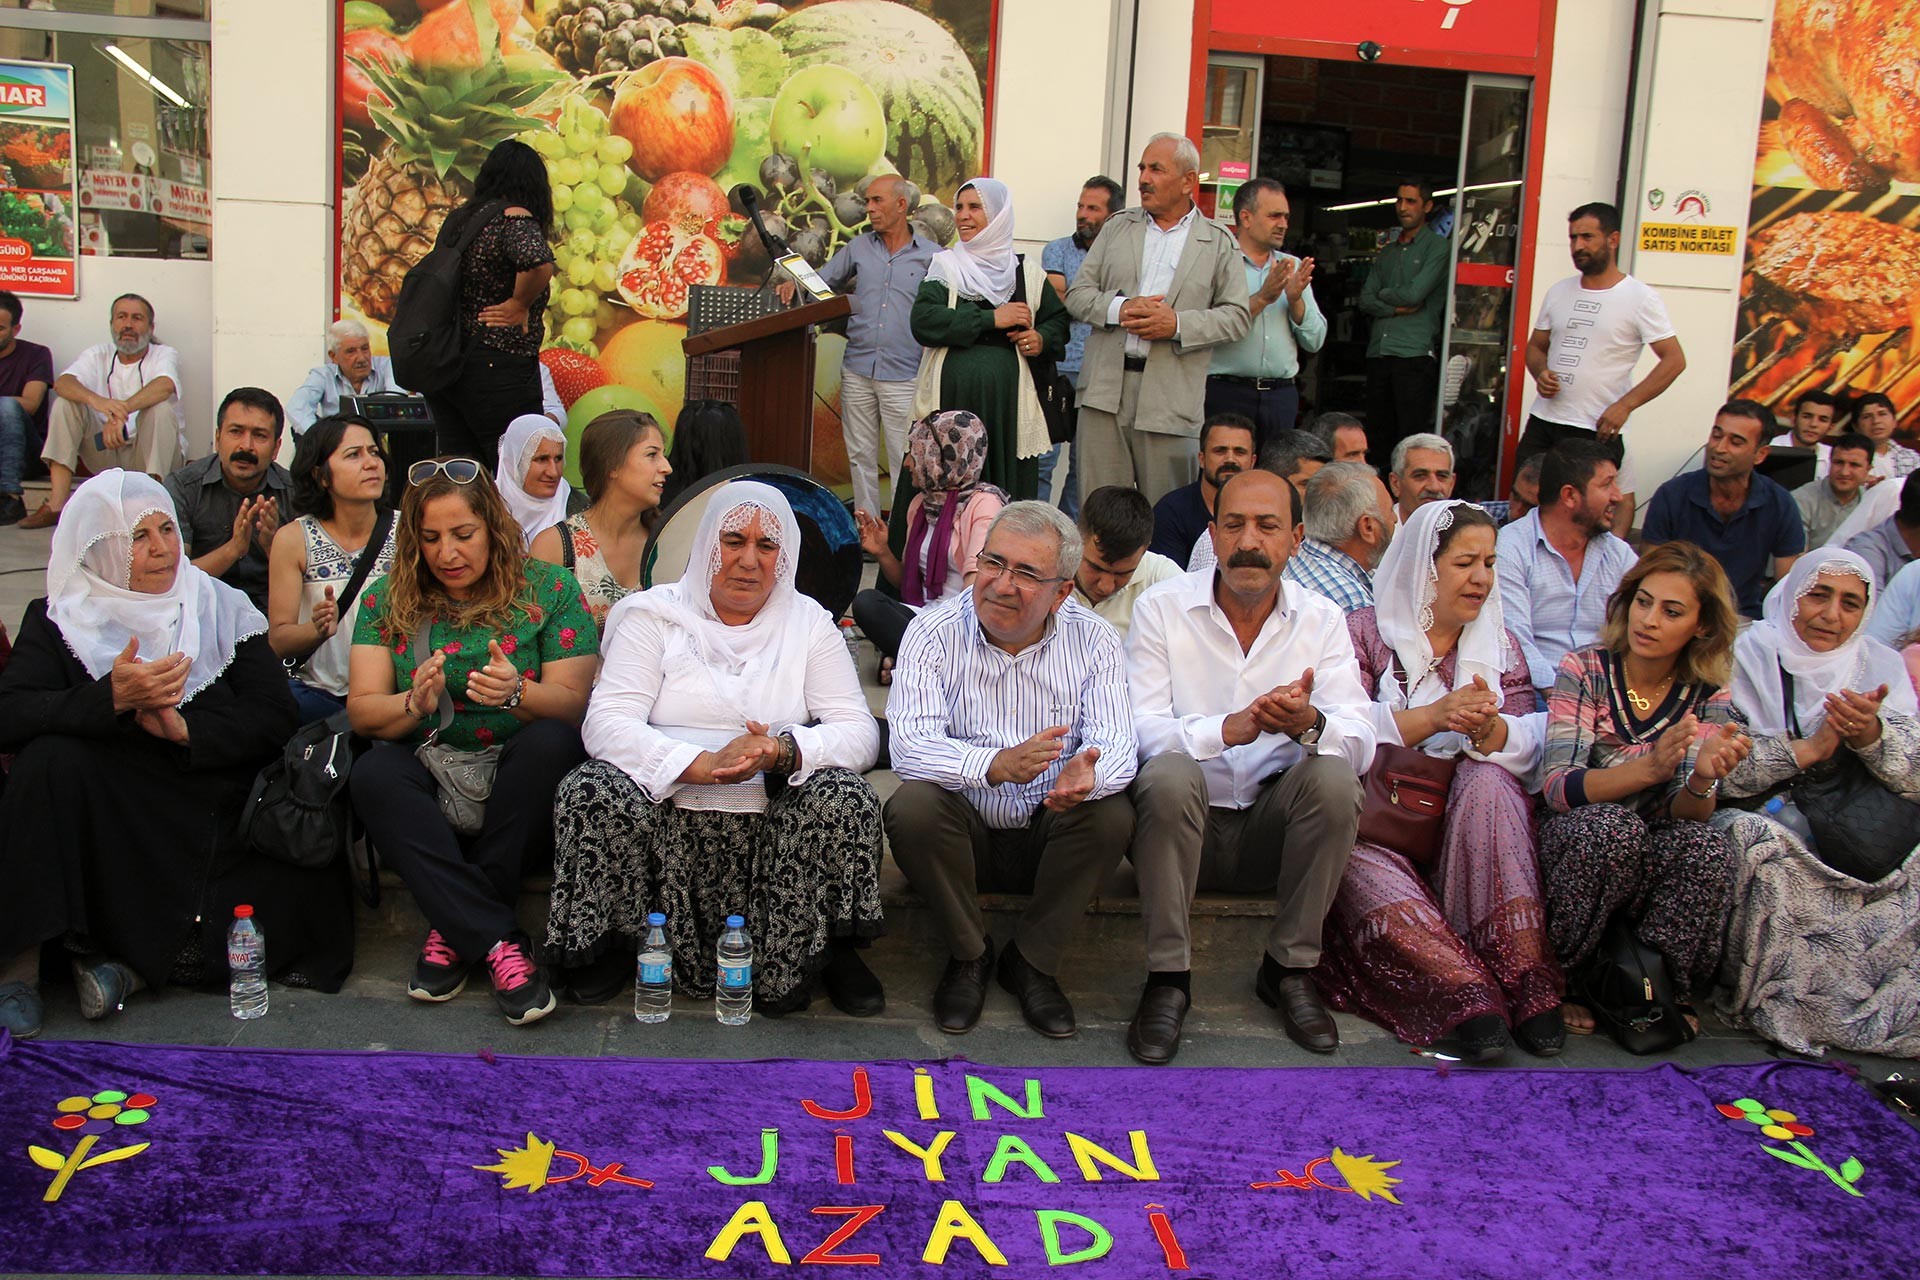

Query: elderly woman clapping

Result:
[1716,547,1920,1057]
[0,473,347,1039]
[1314,500,1566,1062]
[544,481,886,1017]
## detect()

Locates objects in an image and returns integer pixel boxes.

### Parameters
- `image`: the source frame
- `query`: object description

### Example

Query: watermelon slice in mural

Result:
[336,0,995,488]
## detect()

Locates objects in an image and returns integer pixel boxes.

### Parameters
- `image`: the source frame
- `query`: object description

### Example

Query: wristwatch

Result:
[1296,709,1326,747]
[501,672,527,711]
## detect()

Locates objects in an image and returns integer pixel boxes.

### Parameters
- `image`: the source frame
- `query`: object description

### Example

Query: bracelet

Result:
[1681,769,1719,799]
[1468,717,1496,748]
[403,687,430,720]
[501,672,527,711]
[776,732,800,777]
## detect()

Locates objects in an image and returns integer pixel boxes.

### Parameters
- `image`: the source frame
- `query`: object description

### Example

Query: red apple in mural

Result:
[342,28,406,131]
[610,58,733,182]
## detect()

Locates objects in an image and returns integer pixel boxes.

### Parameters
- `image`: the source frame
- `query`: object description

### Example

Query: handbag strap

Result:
[337,508,395,621]
[1779,664,1805,739]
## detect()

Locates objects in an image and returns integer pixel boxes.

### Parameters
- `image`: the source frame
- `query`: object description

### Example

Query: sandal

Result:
[1562,1001,1597,1035]
[877,656,894,686]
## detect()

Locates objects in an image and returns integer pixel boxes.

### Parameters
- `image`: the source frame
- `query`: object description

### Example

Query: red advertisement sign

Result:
[1210,0,1542,61]
[0,58,77,297]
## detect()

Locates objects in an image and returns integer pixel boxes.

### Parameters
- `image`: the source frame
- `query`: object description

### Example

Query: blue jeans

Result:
[288,678,346,726]
[0,396,26,494]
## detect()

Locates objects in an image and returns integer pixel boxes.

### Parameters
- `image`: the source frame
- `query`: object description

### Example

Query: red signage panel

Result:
[1210,0,1541,61]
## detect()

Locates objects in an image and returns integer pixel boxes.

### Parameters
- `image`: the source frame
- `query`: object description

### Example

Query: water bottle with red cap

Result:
[228,905,267,1020]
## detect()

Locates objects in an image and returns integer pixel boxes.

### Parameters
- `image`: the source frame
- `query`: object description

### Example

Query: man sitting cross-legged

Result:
[885,501,1139,1040]
[1123,468,1373,1063]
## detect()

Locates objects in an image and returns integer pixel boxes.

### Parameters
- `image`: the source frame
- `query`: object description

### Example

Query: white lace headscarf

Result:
[45,471,267,704]
[925,177,1018,306]
[1370,498,1509,706]
[1732,547,1918,736]
[496,413,571,549]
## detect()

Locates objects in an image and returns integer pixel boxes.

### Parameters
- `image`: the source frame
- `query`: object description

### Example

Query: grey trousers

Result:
[1075,369,1197,505]
[884,780,1134,974]
[1129,751,1362,971]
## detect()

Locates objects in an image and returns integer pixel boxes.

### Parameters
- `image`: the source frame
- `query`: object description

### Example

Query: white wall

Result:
[992,0,1124,253]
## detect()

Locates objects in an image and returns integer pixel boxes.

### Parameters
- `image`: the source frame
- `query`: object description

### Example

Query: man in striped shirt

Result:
[885,502,1140,1040]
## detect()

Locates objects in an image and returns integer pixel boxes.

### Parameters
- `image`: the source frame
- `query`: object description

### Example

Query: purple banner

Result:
[2,1033,1915,1277]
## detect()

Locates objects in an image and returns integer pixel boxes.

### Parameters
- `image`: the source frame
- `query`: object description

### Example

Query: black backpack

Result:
[387,198,507,394]
[239,710,357,872]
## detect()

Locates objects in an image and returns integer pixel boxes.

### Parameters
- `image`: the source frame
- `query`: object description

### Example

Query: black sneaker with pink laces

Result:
[485,936,556,1026]
[407,929,469,1002]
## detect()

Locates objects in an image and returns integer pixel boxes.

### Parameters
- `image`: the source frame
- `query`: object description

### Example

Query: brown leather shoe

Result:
[1256,966,1339,1053]
[1126,984,1190,1065]
[16,500,57,529]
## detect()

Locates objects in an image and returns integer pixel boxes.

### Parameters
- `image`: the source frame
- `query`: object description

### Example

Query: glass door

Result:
[1439,74,1530,499]
[1200,54,1262,215]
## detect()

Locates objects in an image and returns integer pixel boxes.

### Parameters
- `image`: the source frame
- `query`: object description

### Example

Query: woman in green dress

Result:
[900,176,1069,515]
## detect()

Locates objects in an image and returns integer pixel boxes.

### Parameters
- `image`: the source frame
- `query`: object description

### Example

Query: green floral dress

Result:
[352,559,600,751]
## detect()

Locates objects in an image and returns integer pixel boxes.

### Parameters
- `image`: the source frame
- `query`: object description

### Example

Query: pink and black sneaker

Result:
[485,937,556,1026]
[407,929,469,1002]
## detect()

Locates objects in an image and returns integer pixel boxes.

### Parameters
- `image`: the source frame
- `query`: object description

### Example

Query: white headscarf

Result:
[1370,498,1509,707]
[602,480,810,721]
[45,471,267,704]
[496,413,571,549]
[1732,547,1918,736]
[925,177,1017,306]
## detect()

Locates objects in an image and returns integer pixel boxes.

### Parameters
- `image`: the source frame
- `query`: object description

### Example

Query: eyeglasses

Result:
[407,458,482,487]
[975,551,1070,590]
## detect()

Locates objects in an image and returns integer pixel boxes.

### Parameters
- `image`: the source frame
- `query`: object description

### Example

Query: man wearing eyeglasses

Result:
[885,501,1140,1041]
[1122,469,1373,1064]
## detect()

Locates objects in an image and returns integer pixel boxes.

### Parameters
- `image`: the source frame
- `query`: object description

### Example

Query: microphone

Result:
[732,183,791,259]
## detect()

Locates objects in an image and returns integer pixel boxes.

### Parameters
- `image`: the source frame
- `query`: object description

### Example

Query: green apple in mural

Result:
[768,64,886,186]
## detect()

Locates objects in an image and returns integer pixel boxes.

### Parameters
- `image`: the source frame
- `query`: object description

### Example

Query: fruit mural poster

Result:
[337,0,994,487]
[1730,1,1920,431]
[0,60,77,299]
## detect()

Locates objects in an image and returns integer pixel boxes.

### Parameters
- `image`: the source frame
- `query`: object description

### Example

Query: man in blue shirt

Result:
[287,319,407,434]
[1039,176,1122,520]
[819,174,938,522]
[1204,179,1325,451]
[1640,399,1805,618]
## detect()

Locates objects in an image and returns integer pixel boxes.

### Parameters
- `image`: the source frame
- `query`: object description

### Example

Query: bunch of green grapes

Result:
[524,97,645,356]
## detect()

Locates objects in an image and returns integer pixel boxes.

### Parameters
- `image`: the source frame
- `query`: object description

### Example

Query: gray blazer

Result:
[1066,207,1251,439]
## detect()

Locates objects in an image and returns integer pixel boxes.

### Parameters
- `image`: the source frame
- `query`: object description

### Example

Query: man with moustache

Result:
[1359,180,1448,468]
[1039,175,1124,519]
[1067,132,1250,504]
[1388,432,1457,525]
[1149,411,1255,567]
[1497,441,1637,696]
[1122,469,1373,1063]
[23,293,183,528]
[163,387,294,610]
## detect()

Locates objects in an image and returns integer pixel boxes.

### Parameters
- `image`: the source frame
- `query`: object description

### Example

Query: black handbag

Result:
[1777,668,1920,882]
[1012,257,1077,445]
[1576,915,1695,1055]
[239,710,356,872]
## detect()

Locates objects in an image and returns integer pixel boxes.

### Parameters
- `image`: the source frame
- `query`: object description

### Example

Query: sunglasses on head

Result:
[407,458,483,487]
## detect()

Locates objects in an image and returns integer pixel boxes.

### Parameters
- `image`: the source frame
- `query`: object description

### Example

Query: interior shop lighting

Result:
[1320,180,1523,213]
[103,44,191,109]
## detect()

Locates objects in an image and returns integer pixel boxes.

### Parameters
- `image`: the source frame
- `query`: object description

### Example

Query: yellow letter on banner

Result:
[1063,1131,1159,1182]
[922,1199,1009,1266]
[704,1201,792,1265]
[884,1129,956,1182]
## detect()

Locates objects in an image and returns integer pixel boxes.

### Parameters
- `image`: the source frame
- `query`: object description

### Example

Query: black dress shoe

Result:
[1127,985,1190,1065]
[1514,1007,1566,1057]
[933,937,995,1034]
[1255,966,1339,1053]
[1452,1014,1510,1063]
[996,942,1075,1038]
[758,983,814,1018]
[822,946,885,1018]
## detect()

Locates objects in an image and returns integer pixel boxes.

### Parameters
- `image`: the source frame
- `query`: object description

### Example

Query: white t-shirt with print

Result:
[1526,274,1676,431]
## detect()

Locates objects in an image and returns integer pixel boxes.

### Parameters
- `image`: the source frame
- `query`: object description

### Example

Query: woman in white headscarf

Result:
[496,412,579,548]
[1715,547,1920,1057]
[1313,499,1566,1062]
[0,473,348,1042]
[900,177,1068,520]
[543,481,885,1017]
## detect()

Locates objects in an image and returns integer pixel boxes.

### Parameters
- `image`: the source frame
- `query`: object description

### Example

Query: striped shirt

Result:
[1495,510,1637,691]
[888,591,1139,829]
[1281,537,1375,615]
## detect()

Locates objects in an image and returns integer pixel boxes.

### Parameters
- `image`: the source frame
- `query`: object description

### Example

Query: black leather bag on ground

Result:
[239,710,356,871]
[1778,667,1920,882]
[1576,915,1695,1055]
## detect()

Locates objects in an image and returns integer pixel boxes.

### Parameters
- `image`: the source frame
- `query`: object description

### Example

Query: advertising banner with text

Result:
[0,60,77,299]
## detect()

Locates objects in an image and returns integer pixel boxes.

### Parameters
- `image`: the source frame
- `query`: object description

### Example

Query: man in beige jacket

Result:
[1067,132,1250,504]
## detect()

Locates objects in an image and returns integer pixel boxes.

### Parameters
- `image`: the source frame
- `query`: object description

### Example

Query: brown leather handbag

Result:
[1357,744,1458,866]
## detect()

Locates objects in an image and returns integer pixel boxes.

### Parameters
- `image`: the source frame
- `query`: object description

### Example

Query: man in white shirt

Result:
[1518,201,1687,537]
[1866,556,1920,647]
[1071,485,1181,641]
[1770,389,1838,472]
[885,502,1139,1041]
[1123,470,1372,1063]
[24,293,182,527]
[287,319,407,434]
[1852,391,1920,480]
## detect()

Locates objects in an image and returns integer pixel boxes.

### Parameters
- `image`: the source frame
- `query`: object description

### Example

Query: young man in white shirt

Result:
[24,293,183,527]
[1071,485,1181,642]
[885,502,1139,1041]
[1519,201,1687,537]
[1123,470,1373,1063]
[1770,389,1838,470]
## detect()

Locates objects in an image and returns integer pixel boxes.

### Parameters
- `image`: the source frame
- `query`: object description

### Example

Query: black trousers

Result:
[1513,414,1625,471]
[1203,377,1299,453]
[1365,354,1439,469]
[851,588,915,661]
[350,718,585,961]
[424,347,543,466]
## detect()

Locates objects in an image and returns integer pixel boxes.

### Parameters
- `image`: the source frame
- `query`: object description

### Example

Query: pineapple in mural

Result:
[341,47,557,322]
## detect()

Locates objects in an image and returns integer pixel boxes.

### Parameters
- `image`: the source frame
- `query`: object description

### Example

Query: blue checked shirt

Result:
[1496,510,1638,691]
[887,591,1138,829]
[1041,234,1091,374]
[1281,538,1374,616]
[819,228,939,382]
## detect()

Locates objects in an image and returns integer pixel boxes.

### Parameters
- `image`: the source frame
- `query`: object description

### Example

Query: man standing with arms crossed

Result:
[1205,179,1325,451]
[1040,176,1124,520]
[1519,202,1687,536]
[1359,180,1448,469]
[1068,132,1249,505]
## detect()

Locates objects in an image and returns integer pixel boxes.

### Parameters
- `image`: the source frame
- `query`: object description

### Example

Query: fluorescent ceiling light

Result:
[103,44,190,109]
[1320,180,1523,213]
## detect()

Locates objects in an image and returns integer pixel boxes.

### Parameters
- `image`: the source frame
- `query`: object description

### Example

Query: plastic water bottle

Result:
[715,915,753,1025]
[228,905,267,1020]
[840,618,861,668]
[635,912,673,1024]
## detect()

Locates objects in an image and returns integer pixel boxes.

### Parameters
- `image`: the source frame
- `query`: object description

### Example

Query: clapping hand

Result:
[228,495,265,555]
[465,639,521,708]
[1644,712,1699,783]
[311,585,339,642]
[407,651,449,719]
[109,636,190,713]
[1690,721,1751,782]
[693,720,784,785]
[1441,674,1501,739]
[1825,684,1888,749]
[1043,747,1102,812]
[1224,686,1297,746]
[1269,667,1319,739]
[251,498,281,553]
[1282,256,1315,305]
[135,706,189,745]
[988,725,1069,786]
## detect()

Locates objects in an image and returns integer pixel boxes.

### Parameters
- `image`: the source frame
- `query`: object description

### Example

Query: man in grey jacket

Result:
[1067,132,1250,504]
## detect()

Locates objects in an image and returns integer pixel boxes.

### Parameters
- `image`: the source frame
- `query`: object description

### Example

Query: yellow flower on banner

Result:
[1327,1148,1404,1205]
[475,1133,556,1193]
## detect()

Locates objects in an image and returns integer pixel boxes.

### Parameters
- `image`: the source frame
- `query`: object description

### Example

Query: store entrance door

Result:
[1439,75,1531,498]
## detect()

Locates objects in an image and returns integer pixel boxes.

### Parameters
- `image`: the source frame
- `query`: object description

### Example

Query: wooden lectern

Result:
[681,294,852,473]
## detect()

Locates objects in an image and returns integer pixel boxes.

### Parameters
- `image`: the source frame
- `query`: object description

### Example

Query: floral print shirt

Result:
[352,559,598,750]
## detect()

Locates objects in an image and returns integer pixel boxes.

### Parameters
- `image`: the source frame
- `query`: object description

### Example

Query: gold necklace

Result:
[1626,673,1673,712]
